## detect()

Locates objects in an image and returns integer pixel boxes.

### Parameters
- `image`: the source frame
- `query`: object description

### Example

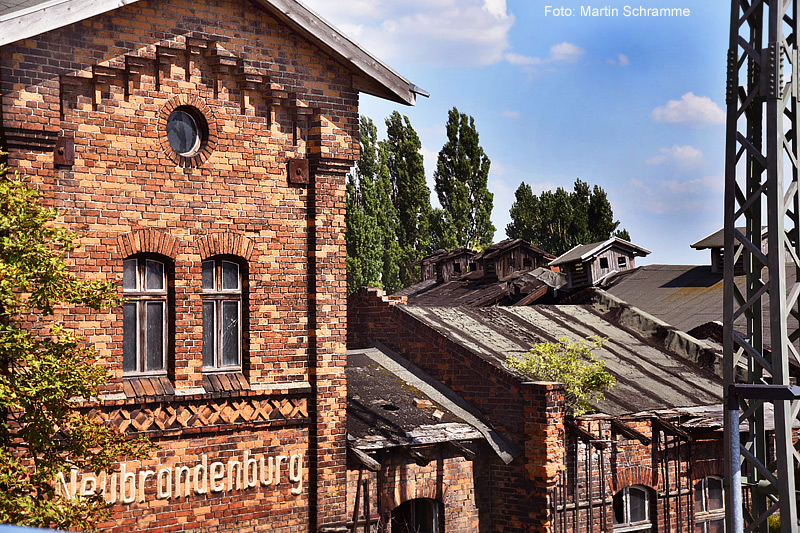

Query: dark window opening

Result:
[391,498,441,533]
[454,262,462,274]
[523,257,532,268]
[599,257,610,269]
[618,256,627,268]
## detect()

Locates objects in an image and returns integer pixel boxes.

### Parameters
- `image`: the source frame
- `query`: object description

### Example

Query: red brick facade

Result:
[348,287,731,532]
[1,0,361,530]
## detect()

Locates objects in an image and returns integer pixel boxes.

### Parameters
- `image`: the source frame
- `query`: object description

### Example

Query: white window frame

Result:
[694,476,725,533]
[613,486,653,532]
[122,257,168,375]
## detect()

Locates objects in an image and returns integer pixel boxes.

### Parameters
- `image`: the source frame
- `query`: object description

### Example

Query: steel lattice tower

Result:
[724,0,800,531]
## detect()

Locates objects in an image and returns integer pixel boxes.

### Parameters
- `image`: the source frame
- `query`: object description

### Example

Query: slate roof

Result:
[399,305,722,417]
[0,0,423,105]
[690,227,764,249]
[347,345,517,462]
[394,267,567,307]
[549,238,651,267]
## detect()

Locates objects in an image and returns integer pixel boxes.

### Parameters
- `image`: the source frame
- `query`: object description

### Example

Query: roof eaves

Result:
[256,0,421,105]
[0,0,141,46]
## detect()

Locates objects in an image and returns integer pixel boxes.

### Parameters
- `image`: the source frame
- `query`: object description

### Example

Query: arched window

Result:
[202,257,243,370]
[123,257,169,374]
[694,476,725,532]
[613,485,653,532]
[391,498,441,533]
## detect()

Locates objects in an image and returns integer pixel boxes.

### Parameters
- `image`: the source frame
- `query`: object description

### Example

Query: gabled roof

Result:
[476,238,554,261]
[549,237,651,267]
[690,227,766,250]
[0,0,423,105]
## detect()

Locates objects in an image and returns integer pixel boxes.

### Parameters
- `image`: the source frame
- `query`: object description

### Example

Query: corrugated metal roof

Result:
[399,305,722,417]
[690,227,764,249]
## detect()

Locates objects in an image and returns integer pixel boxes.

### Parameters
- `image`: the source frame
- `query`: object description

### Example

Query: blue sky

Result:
[302,0,730,265]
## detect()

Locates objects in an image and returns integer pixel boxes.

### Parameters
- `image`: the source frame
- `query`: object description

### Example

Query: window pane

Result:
[694,523,707,533]
[202,260,214,291]
[203,301,215,367]
[708,478,724,510]
[123,303,137,372]
[708,519,724,533]
[146,302,164,371]
[222,301,239,366]
[222,261,239,290]
[123,259,137,291]
[613,492,625,524]
[694,481,705,513]
[628,488,647,523]
[145,260,164,291]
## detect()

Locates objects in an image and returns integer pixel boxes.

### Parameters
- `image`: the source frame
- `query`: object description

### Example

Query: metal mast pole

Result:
[725,1,800,532]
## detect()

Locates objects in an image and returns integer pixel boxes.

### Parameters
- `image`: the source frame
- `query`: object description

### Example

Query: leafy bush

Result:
[506,336,616,416]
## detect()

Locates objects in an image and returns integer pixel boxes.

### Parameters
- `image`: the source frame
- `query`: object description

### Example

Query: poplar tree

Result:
[0,171,151,530]
[346,117,401,294]
[506,179,630,256]
[432,107,495,250]
[383,111,431,287]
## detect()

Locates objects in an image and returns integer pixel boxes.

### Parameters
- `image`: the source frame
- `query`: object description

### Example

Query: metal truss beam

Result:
[725,0,800,532]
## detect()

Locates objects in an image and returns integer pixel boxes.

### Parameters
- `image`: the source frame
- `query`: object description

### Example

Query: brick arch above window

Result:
[381,477,448,512]
[116,229,181,259]
[609,465,654,493]
[195,233,255,262]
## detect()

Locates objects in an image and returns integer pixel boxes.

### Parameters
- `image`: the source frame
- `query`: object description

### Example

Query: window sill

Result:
[203,372,249,394]
[122,375,175,399]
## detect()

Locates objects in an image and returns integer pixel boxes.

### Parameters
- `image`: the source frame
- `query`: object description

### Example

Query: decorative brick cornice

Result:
[116,229,181,259]
[195,232,255,261]
[84,393,309,437]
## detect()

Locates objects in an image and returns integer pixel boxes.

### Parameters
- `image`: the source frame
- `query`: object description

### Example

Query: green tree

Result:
[506,337,616,416]
[383,111,431,287]
[0,172,151,530]
[433,107,495,250]
[506,179,629,256]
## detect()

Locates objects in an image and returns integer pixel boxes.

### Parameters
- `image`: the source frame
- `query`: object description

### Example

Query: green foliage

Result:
[768,514,780,532]
[433,107,495,250]
[506,336,616,416]
[346,116,401,294]
[384,111,432,287]
[506,179,629,256]
[0,171,152,530]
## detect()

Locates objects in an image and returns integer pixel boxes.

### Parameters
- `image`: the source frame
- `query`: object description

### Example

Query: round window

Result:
[166,107,206,157]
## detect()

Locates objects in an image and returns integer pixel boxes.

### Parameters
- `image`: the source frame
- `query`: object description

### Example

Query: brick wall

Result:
[2,0,356,529]
[348,288,566,531]
[346,448,482,532]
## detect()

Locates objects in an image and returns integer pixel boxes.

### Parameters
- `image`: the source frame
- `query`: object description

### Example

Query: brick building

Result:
[348,287,744,532]
[0,1,422,531]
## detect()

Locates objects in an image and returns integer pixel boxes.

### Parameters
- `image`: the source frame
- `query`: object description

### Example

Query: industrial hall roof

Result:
[600,264,799,346]
[398,305,722,417]
[549,237,651,267]
[347,345,518,463]
[0,0,424,105]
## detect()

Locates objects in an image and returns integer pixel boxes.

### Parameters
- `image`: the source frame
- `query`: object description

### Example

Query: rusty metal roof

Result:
[399,305,722,417]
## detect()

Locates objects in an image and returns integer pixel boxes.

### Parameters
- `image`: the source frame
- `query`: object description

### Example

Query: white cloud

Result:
[504,42,585,69]
[607,53,630,66]
[626,174,723,215]
[647,145,703,167]
[301,0,515,67]
[651,92,725,127]
[502,110,521,119]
